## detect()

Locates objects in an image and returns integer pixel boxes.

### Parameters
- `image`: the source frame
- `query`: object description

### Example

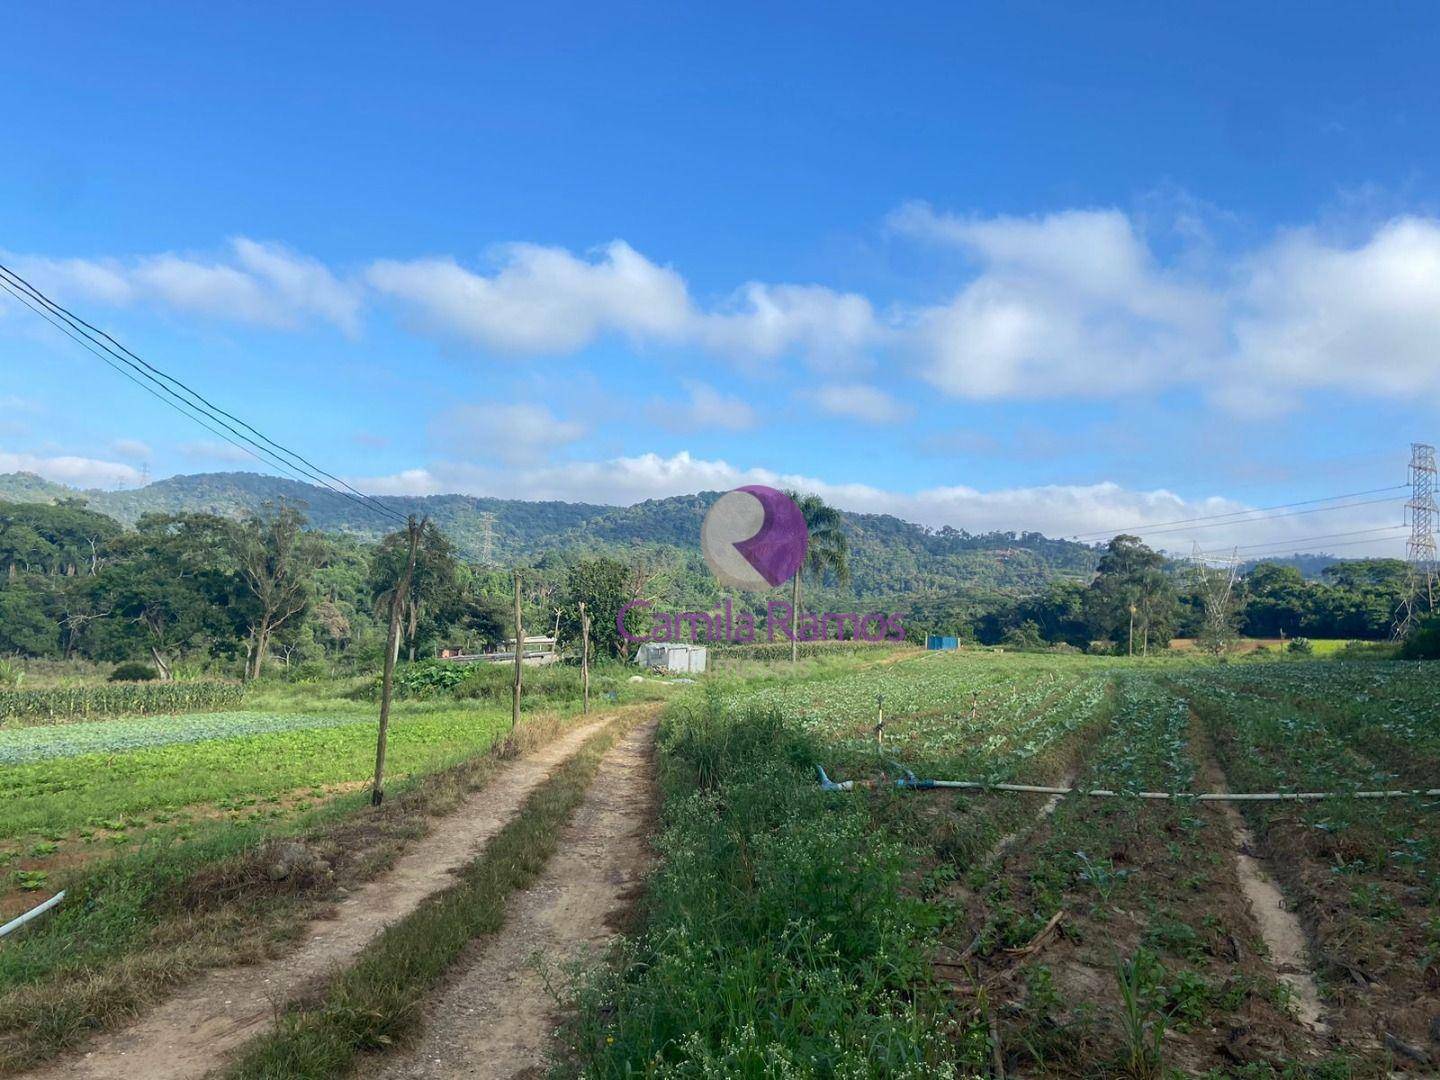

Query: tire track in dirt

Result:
[21,713,629,1080]
[364,718,657,1079]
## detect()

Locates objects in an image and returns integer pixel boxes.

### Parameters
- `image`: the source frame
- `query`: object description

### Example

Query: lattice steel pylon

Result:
[1190,543,1241,648]
[1395,442,1437,638]
[479,511,496,565]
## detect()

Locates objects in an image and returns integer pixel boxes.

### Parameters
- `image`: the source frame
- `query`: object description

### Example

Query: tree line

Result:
[925,534,1418,651]
[1,500,1426,673]
[0,499,725,677]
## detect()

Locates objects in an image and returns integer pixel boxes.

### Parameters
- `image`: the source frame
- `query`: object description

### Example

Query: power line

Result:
[1066,486,1407,542]
[0,278,322,487]
[1188,524,1409,561]
[0,262,402,522]
[0,263,407,526]
[1198,532,1409,563]
[0,263,404,524]
[0,276,366,510]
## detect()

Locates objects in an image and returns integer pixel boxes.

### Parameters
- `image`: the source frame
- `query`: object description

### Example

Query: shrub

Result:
[1336,639,1399,661]
[1399,615,1440,660]
[289,660,329,684]
[109,662,159,682]
[1287,637,1314,655]
[391,660,469,698]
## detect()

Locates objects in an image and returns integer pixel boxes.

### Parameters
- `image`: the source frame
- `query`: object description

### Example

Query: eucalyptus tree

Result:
[369,519,460,662]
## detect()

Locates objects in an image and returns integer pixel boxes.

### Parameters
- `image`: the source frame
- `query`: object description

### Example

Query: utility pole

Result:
[512,568,523,731]
[373,516,422,806]
[1396,442,1437,638]
[1128,602,1136,657]
[579,600,591,715]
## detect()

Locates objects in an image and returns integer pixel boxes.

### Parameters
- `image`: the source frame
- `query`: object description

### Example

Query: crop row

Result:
[1178,665,1438,1055]
[964,676,1318,1074]
[0,681,243,724]
[0,709,377,766]
[0,704,514,840]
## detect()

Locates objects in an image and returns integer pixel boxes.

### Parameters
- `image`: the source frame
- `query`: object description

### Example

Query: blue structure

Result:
[926,635,959,651]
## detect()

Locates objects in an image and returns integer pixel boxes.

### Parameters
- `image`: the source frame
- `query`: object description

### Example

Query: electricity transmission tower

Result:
[479,512,496,565]
[1190,543,1241,650]
[1395,442,1437,637]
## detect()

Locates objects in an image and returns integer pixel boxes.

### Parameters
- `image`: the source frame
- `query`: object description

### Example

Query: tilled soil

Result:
[364,718,658,1080]
[21,714,619,1080]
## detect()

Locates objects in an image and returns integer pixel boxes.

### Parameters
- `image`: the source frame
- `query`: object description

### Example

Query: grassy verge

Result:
[218,710,637,1079]
[0,705,608,1074]
[558,689,973,1077]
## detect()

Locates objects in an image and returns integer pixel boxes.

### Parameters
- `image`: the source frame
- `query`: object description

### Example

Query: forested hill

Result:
[0,470,1103,597]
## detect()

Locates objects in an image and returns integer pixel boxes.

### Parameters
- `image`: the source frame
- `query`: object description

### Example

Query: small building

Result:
[636,641,707,674]
[439,636,558,666]
[501,635,559,666]
[926,635,960,651]
[437,645,485,662]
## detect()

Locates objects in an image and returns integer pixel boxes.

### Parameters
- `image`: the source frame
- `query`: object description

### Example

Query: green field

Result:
[2,648,1436,1077]
[563,650,1438,1078]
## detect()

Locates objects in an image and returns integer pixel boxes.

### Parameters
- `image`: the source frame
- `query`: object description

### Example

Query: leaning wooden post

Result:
[373,517,422,807]
[579,601,591,715]
[512,568,523,732]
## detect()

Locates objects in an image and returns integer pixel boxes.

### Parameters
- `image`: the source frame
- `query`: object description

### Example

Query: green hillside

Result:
[0,471,1104,600]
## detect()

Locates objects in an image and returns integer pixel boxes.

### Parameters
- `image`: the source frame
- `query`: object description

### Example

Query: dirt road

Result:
[365,718,657,1079]
[24,714,623,1080]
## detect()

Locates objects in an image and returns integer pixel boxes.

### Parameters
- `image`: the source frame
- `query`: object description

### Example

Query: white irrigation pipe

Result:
[0,891,64,939]
[815,767,1440,802]
[922,780,1440,802]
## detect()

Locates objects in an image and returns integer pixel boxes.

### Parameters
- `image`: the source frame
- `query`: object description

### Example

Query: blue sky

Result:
[3,2,1439,556]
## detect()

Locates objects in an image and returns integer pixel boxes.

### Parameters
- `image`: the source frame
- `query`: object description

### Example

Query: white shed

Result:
[635,642,708,674]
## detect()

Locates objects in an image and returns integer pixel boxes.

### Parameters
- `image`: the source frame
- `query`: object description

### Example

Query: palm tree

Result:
[783,492,851,663]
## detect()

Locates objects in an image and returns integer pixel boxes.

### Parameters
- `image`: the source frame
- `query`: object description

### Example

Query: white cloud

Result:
[179,439,256,464]
[6,239,361,334]
[429,402,585,464]
[8,209,1440,417]
[367,242,882,367]
[367,241,692,355]
[110,438,153,460]
[1232,216,1440,398]
[0,451,142,489]
[893,204,1219,399]
[650,380,758,431]
[698,283,881,370]
[809,383,910,423]
[353,450,1404,555]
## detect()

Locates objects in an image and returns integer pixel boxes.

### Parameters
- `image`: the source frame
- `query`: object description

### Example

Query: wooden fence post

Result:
[512,568,523,731]
[579,600,591,714]
[373,517,422,806]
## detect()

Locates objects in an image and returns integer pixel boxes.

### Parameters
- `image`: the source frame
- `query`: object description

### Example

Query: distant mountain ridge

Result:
[0,470,1106,598]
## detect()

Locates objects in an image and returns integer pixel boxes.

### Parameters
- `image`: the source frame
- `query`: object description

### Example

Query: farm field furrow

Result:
[1179,664,1440,1059]
[954,675,1333,1076]
[567,651,1436,1077]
